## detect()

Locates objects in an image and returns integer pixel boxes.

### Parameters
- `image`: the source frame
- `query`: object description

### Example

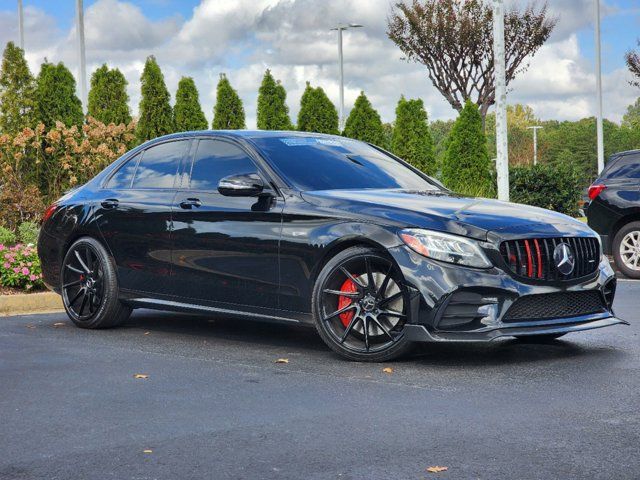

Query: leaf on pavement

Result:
[26,324,36,329]
[53,322,65,327]
[275,358,289,364]
[426,466,448,473]
[382,367,393,374]
[133,374,149,379]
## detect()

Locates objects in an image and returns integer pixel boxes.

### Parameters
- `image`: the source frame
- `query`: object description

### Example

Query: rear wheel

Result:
[61,237,131,329]
[312,246,413,362]
[613,221,640,279]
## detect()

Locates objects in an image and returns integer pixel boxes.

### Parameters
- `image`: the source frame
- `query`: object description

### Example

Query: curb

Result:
[0,291,63,316]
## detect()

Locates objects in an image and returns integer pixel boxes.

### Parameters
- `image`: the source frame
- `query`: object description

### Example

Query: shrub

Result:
[343,91,386,147]
[441,100,495,197]
[18,221,39,245]
[0,226,16,245]
[509,163,582,216]
[0,118,136,206]
[257,69,292,130]
[212,74,246,130]
[297,82,339,134]
[136,56,174,143]
[0,243,43,290]
[391,96,436,175]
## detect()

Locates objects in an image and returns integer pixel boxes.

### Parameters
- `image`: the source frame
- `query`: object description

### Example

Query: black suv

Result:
[586,149,640,278]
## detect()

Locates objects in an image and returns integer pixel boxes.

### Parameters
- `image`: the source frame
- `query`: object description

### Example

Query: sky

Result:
[0,0,639,128]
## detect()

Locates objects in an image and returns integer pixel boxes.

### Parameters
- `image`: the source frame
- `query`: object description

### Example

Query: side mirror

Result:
[218,173,265,197]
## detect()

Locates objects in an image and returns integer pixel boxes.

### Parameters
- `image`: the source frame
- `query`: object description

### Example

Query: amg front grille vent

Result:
[503,291,606,322]
[499,237,599,281]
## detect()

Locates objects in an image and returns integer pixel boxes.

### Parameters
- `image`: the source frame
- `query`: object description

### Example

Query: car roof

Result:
[610,149,640,159]
[149,130,345,142]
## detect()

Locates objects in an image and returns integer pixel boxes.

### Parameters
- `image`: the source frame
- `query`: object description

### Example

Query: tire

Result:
[61,237,131,329]
[312,246,414,362]
[515,333,566,343]
[612,221,640,279]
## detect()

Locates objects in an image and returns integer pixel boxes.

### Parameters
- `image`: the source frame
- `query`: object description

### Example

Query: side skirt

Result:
[121,293,313,326]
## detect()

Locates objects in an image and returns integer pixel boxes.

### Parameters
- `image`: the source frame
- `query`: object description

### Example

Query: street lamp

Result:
[76,0,87,113]
[492,0,509,201]
[527,125,543,165]
[594,0,605,173]
[330,23,363,131]
[17,0,24,49]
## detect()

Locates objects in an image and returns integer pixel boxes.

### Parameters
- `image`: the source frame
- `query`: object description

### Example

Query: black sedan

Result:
[38,131,626,361]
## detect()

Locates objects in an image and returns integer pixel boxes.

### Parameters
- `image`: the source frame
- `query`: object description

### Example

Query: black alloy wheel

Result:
[313,246,413,362]
[61,237,131,328]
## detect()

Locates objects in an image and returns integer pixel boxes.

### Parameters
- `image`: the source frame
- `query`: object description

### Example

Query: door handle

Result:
[101,198,119,209]
[179,198,202,209]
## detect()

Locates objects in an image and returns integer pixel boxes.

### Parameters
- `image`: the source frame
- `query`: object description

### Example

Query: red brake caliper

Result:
[337,277,358,327]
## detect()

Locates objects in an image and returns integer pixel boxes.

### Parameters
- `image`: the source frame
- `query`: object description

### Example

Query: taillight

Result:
[588,184,606,200]
[41,204,58,224]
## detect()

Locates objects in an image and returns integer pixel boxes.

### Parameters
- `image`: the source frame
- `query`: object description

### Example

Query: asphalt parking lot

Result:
[1,280,639,480]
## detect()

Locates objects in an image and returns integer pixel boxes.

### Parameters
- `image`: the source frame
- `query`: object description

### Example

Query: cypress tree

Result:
[391,96,436,175]
[297,82,339,134]
[343,91,386,146]
[256,69,292,130]
[87,64,131,125]
[35,61,83,130]
[173,76,208,131]
[212,74,245,130]
[136,55,174,143]
[441,99,494,197]
[0,42,36,134]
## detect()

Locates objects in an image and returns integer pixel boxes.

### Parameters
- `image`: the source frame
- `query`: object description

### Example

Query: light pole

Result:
[330,23,363,132]
[527,126,543,165]
[492,0,509,201]
[594,0,605,173]
[17,0,24,49]
[75,0,87,113]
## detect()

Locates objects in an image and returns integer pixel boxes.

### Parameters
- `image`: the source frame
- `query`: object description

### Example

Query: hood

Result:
[301,189,594,241]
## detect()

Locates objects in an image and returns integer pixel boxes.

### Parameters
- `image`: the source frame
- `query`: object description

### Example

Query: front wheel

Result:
[612,221,640,279]
[312,246,413,362]
[61,237,131,329]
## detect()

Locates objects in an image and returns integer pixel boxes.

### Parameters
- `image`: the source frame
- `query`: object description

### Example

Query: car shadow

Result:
[121,309,329,352]
[409,337,623,367]
[121,309,625,367]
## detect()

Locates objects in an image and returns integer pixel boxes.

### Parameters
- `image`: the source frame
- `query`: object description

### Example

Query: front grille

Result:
[499,237,599,281]
[503,291,606,322]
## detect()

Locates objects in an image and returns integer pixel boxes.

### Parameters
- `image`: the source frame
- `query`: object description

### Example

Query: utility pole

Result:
[17,0,24,49]
[330,23,363,132]
[492,0,509,201]
[76,0,87,113]
[527,126,543,165]
[594,0,605,173]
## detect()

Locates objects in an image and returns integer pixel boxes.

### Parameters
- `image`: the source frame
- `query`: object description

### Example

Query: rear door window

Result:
[131,140,188,189]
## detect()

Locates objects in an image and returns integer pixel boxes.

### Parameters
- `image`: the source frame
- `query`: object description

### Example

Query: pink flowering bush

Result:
[0,243,44,290]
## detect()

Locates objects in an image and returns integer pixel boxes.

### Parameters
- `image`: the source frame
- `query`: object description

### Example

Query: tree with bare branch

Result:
[387,0,556,122]
[626,40,640,88]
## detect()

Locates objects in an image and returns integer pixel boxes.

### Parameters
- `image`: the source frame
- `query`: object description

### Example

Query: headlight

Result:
[399,229,492,268]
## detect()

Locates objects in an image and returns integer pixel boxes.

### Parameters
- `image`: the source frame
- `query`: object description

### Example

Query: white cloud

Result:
[2,0,638,127]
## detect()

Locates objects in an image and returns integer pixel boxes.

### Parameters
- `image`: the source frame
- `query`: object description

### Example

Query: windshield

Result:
[251,136,441,191]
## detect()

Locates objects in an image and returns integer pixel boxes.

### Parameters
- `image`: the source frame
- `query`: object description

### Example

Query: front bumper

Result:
[388,245,628,342]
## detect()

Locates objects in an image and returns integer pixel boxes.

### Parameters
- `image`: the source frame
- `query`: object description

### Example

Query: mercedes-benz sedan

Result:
[38,131,626,361]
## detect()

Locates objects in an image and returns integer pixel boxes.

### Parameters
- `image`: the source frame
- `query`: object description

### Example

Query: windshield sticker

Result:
[279,137,347,147]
